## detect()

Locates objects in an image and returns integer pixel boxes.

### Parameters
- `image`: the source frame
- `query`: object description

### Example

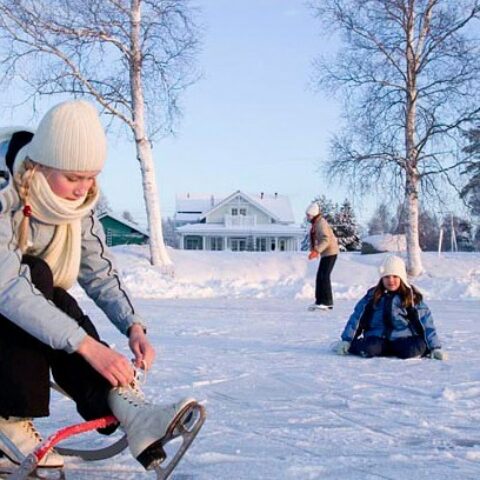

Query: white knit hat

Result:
[379,255,411,288]
[16,100,107,173]
[306,202,320,217]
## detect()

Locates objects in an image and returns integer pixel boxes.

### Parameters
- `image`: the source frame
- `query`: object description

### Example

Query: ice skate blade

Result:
[147,403,206,480]
[0,462,64,480]
[0,450,63,472]
[307,305,333,311]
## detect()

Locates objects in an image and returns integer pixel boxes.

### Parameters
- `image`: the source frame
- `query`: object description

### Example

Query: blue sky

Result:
[102,0,349,226]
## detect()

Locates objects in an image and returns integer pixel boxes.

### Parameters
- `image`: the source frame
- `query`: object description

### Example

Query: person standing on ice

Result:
[0,100,203,471]
[306,201,339,311]
[332,255,446,360]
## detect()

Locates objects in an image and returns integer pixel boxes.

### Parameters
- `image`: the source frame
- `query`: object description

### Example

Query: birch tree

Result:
[310,0,480,275]
[0,0,201,270]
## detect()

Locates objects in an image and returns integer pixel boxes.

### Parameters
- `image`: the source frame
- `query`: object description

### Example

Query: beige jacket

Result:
[310,216,339,257]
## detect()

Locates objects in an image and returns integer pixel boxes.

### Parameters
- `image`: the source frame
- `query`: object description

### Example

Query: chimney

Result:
[260,192,264,200]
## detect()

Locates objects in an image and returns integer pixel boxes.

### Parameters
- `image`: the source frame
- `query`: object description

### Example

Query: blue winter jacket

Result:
[341,287,441,351]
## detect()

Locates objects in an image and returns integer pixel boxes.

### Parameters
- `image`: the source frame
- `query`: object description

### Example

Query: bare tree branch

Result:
[0,0,202,267]
[310,0,480,275]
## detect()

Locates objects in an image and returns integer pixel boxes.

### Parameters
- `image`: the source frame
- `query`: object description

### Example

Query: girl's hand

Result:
[128,324,156,370]
[76,335,135,387]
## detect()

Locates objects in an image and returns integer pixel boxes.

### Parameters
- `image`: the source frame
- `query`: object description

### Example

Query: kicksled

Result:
[0,402,206,480]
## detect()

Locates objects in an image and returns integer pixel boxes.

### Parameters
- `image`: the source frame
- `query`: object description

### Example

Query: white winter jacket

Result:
[0,132,145,353]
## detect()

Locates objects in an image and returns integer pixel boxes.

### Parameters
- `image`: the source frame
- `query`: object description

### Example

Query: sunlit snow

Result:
[31,249,480,479]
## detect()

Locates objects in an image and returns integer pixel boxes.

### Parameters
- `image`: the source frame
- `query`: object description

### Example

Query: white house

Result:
[175,190,305,252]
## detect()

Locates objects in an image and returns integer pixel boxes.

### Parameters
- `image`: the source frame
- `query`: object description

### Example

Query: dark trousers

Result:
[0,256,113,426]
[349,336,428,359]
[315,254,337,306]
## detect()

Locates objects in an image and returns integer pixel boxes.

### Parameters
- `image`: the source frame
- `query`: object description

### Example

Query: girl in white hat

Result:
[332,255,446,360]
[0,100,202,471]
[305,201,339,311]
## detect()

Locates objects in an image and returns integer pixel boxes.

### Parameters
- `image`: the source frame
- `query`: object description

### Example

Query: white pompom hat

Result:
[306,202,320,217]
[378,255,411,288]
[14,100,107,173]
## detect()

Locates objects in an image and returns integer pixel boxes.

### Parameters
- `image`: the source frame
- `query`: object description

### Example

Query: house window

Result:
[255,237,267,251]
[278,238,287,251]
[231,208,238,216]
[184,235,203,250]
[239,208,247,216]
[231,238,246,251]
[209,237,223,251]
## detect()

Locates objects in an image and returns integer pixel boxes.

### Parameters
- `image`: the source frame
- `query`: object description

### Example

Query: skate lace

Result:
[23,419,42,443]
[117,364,149,406]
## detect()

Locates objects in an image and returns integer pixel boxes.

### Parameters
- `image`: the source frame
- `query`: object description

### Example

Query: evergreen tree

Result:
[334,200,361,251]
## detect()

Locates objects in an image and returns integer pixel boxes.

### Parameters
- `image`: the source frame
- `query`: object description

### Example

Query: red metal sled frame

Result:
[7,416,118,480]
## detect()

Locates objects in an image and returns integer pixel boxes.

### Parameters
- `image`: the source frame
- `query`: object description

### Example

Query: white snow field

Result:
[34,249,479,479]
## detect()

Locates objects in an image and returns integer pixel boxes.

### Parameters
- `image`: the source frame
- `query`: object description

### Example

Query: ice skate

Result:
[0,417,64,479]
[307,303,333,311]
[0,417,63,470]
[108,382,206,476]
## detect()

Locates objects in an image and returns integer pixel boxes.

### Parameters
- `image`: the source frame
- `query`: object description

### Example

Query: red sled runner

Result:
[1,402,206,480]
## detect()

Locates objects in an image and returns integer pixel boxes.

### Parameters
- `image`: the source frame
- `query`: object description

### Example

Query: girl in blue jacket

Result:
[333,255,446,360]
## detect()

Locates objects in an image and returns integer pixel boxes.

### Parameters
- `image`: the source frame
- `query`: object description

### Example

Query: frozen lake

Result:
[38,296,480,480]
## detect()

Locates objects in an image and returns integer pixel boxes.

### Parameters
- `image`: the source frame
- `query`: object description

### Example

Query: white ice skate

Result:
[0,416,63,476]
[108,382,206,478]
[307,303,333,311]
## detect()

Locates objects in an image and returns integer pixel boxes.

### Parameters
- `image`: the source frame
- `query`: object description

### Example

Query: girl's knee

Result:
[350,337,385,357]
[391,338,427,359]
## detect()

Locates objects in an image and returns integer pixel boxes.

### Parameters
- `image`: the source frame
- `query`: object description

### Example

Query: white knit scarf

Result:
[24,171,99,289]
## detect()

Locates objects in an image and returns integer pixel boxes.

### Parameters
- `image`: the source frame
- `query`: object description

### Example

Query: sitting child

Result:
[333,255,446,360]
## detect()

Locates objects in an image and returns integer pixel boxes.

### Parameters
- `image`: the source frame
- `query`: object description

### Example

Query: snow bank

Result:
[101,247,480,302]
[361,233,406,253]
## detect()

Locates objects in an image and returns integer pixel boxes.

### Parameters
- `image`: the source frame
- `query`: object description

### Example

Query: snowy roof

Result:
[175,193,219,216]
[175,191,296,224]
[247,192,295,223]
[176,222,306,237]
[98,211,149,237]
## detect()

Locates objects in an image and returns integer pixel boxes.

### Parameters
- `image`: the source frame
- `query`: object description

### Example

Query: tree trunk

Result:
[404,1,423,276]
[405,175,423,276]
[130,0,173,270]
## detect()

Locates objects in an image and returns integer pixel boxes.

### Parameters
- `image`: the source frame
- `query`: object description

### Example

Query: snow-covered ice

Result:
[34,249,479,479]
